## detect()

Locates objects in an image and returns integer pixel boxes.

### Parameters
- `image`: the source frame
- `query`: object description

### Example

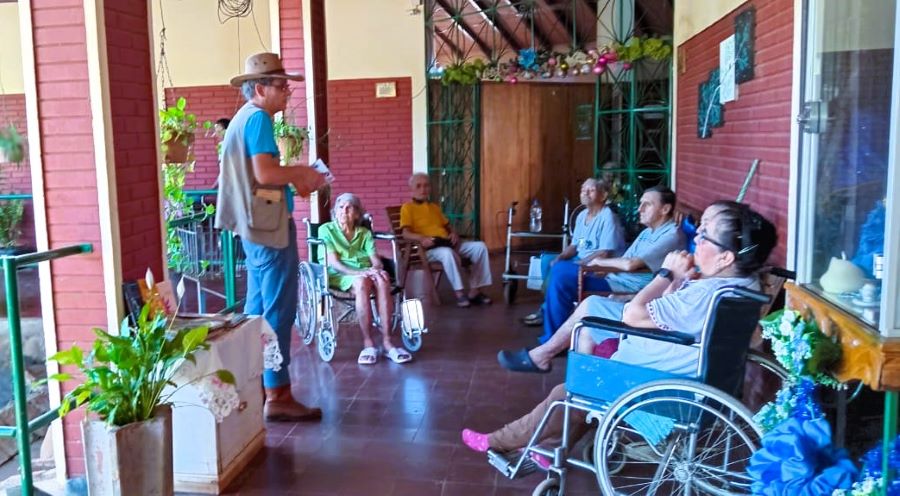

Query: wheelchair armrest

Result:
[767,266,796,280]
[579,316,696,346]
[373,231,397,241]
[306,238,326,247]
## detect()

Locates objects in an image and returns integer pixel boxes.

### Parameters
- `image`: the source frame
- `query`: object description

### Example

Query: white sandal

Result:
[357,346,378,365]
[384,347,412,364]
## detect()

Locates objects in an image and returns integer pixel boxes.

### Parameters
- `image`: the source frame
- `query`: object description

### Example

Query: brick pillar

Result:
[28,0,162,475]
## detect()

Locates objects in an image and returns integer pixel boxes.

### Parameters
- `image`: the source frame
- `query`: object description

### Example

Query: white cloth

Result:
[170,316,280,421]
[425,240,492,291]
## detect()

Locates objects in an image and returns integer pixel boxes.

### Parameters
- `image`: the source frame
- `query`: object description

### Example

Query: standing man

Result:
[216,53,325,421]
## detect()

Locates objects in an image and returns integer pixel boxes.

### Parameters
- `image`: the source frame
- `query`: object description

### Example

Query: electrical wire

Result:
[218,0,253,23]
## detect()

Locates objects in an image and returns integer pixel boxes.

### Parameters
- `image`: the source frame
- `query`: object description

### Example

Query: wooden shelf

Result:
[786,282,900,391]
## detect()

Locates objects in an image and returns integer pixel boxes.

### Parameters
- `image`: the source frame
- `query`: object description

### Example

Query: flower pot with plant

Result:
[273,115,308,165]
[160,97,198,164]
[48,276,236,495]
[0,124,25,164]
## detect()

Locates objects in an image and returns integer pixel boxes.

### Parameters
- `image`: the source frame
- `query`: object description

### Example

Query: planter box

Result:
[82,405,173,496]
[168,317,266,494]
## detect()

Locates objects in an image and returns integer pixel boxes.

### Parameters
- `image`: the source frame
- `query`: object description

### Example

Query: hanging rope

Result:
[156,0,175,108]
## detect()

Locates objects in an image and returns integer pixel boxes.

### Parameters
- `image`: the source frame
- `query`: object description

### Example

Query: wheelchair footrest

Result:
[487,449,537,479]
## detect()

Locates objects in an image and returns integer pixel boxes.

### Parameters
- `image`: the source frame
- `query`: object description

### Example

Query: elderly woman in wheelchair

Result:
[314,193,413,365]
[462,201,778,495]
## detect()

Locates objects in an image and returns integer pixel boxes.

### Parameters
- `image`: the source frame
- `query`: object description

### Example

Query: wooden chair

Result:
[385,205,444,305]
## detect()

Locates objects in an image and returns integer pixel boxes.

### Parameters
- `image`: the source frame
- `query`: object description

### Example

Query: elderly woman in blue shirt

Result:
[462,201,777,455]
[317,193,412,365]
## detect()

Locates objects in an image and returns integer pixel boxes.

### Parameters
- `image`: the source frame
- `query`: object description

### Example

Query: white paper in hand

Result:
[310,159,336,184]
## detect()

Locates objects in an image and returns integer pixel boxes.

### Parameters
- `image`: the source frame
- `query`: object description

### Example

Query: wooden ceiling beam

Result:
[434,29,466,59]
[533,0,573,48]
[470,0,524,51]
[435,0,494,57]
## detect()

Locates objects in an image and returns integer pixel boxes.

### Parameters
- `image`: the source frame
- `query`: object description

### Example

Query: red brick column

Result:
[29,0,162,474]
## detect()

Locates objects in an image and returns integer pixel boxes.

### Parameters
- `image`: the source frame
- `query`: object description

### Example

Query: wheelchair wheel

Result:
[596,379,761,496]
[401,327,423,352]
[531,478,560,496]
[503,273,518,305]
[296,262,317,345]
[317,322,336,362]
[742,349,789,412]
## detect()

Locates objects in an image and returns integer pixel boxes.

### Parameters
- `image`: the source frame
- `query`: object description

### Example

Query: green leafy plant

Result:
[0,199,24,248]
[613,36,673,63]
[441,59,487,85]
[48,295,236,427]
[159,97,198,161]
[0,124,25,164]
[273,115,309,164]
[163,163,214,273]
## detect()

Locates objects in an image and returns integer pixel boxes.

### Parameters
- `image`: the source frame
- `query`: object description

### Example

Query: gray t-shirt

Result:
[573,206,626,259]
[606,220,684,293]
[612,276,760,375]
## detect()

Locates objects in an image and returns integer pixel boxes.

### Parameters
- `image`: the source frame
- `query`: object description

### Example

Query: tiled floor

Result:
[208,280,602,495]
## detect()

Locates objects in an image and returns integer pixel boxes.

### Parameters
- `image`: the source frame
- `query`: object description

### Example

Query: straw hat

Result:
[229,52,304,87]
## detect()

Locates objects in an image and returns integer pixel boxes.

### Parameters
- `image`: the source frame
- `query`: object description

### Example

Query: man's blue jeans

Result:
[540,259,611,344]
[242,221,298,388]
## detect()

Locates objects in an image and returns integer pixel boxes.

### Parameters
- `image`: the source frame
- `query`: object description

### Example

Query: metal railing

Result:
[0,244,93,496]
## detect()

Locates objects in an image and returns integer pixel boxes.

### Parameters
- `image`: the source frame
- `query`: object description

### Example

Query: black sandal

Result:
[469,293,492,305]
[497,348,551,374]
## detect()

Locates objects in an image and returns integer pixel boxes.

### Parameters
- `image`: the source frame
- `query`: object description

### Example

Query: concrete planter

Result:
[82,404,174,496]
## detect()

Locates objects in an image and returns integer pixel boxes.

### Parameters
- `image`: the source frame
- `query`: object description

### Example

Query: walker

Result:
[501,199,584,304]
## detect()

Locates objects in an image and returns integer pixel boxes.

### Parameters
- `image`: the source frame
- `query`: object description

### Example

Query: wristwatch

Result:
[656,268,674,281]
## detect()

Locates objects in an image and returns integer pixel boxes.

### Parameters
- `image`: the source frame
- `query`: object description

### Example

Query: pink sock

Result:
[461,429,490,452]
[530,452,552,470]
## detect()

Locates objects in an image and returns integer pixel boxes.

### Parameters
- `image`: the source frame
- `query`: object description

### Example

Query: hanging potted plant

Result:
[273,115,308,165]
[0,124,25,164]
[159,97,198,164]
[47,276,236,495]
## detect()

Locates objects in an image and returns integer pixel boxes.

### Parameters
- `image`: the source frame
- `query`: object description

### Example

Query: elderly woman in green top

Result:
[318,193,413,365]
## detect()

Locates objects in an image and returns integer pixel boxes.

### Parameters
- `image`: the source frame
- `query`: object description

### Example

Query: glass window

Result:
[799,0,896,327]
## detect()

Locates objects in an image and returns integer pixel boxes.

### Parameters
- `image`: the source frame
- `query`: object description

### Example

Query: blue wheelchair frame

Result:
[489,286,770,495]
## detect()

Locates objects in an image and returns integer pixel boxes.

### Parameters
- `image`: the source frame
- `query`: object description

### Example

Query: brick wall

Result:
[326,77,413,232]
[106,0,163,281]
[31,0,105,475]
[164,85,242,189]
[675,0,792,266]
[0,93,36,249]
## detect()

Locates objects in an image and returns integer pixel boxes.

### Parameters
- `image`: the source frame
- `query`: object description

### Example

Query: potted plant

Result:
[0,124,25,164]
[159,97,198,163]
[48,277,236,495]
[0,199,25,255]
[273,115,308,165]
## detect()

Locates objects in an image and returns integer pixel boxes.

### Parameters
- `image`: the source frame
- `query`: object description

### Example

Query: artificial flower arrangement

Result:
[747,308,900,495]
[753,308,842,432]
[437,35,672,86]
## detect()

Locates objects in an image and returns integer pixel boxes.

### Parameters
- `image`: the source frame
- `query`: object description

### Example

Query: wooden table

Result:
[786,283,900,492]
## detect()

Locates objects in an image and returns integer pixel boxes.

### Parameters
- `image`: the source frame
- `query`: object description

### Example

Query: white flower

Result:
[783,310,797,322]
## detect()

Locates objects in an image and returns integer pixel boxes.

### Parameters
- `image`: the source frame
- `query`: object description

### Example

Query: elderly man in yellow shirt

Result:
[400,173,493,307]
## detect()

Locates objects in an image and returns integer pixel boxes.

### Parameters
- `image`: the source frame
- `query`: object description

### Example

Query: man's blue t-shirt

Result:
[244,110,294,213]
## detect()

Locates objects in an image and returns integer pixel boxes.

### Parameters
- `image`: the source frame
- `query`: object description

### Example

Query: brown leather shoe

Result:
[264,385,322,422]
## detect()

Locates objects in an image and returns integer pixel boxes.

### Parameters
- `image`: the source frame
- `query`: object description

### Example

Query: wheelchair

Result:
[295,219,428,362]
[487,286,772,495]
